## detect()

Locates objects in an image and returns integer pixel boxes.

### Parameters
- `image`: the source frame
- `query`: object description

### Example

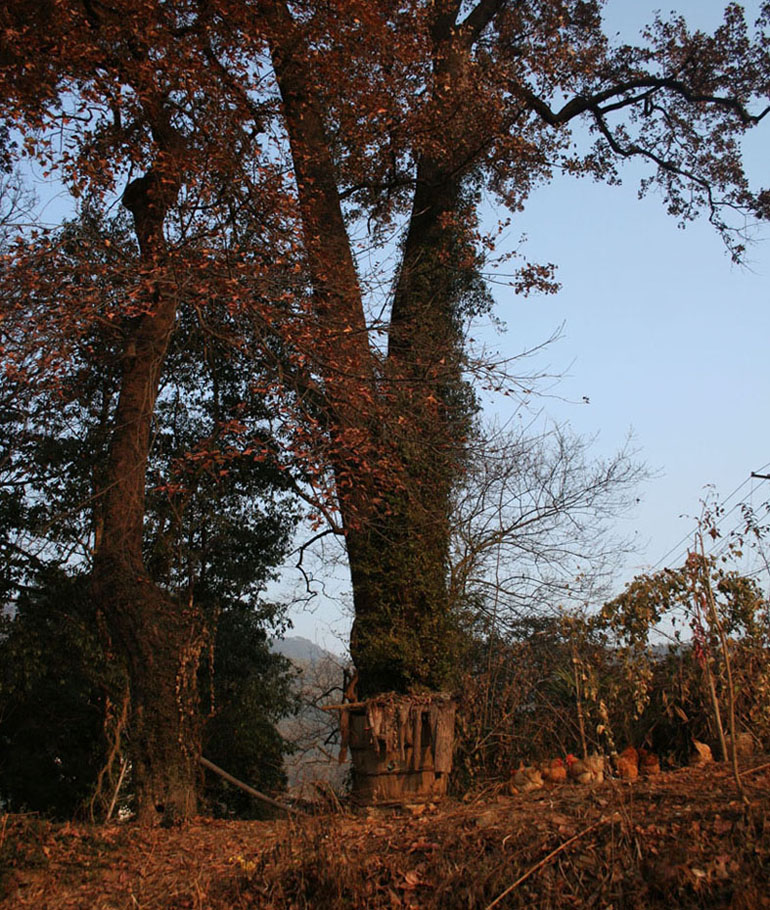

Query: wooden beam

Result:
[321,701,368,711]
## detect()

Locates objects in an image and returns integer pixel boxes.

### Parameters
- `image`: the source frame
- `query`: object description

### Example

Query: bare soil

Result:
[2,758,769,909]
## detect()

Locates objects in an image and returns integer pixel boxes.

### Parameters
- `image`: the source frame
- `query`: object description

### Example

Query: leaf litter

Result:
[2,757,769,909]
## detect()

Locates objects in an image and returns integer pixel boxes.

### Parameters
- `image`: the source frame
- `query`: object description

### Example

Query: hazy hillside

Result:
[271,637,351,795]
[270,635,337,665]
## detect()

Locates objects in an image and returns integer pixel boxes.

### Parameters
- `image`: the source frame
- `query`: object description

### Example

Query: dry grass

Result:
[3,759,770,909]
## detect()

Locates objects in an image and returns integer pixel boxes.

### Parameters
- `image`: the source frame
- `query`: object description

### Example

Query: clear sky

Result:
[492,0,770,577]
[284,0,770,651]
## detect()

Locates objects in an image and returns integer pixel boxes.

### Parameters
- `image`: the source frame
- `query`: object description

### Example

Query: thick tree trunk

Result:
[348,164,470,698]
[262,0,475,800]
[346,518,457,698]
[265,6,472,702]
[92,168,201,825]
[93,565,202,825]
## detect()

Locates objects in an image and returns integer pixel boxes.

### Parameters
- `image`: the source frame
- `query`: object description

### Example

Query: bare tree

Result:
[450,421,647,632]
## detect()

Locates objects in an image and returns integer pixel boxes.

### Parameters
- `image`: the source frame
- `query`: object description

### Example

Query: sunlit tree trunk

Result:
[266,8,469,700]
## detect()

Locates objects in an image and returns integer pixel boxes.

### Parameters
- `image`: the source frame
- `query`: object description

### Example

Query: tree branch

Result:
[460,0,509,45]
[521,76,769,128]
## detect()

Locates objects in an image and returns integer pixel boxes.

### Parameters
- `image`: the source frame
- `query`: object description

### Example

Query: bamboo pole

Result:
[486,815,616,909]
[198,756,304,816]
[696,532,747,804]
[105,758,128,822]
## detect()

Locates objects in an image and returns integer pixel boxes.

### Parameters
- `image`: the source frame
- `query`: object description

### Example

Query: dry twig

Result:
[740,761,770,777]
[485,814,617,910]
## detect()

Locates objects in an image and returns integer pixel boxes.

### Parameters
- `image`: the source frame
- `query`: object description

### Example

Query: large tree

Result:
[253,0,769,696]
[1,1,297,821]
[0,209,299,819]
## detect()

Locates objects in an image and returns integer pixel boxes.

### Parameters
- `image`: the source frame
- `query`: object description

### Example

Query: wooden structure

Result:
[334,693,456,803]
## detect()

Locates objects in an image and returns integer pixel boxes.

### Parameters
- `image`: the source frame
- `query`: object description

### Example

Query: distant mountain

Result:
[270,635,339,665]
[271,636,351,793]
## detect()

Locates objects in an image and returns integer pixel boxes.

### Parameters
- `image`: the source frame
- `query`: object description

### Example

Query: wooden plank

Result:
[398,701,410,762]
[412,706,422,771]
[433,701,456,773]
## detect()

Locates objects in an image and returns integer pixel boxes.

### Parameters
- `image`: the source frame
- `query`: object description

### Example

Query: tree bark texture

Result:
[348,162,471,697]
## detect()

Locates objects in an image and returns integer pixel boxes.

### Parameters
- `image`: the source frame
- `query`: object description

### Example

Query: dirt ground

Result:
[2,758,769,909]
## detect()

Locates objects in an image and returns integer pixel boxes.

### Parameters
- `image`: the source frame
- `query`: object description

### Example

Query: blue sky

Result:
[285,1,770,650]
[483,155,770,571]
[493,0,770,578]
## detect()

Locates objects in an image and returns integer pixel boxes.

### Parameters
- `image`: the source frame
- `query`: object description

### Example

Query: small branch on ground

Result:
[485,814,619,909]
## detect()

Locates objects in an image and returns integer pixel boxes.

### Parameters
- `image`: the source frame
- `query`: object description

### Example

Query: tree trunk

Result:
[265,6,473,702]
[92,168,202,825]
[349,163,472,698]
[346,518,457,698]
[93,567,202,825]
[261,1,483,804]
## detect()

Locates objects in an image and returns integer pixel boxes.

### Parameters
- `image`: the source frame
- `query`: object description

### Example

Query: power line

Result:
[705,467,770,564]
[652,462,770,570]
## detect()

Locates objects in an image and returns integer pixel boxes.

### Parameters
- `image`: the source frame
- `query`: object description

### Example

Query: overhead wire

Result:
[651,461,770,571]
[624,467,770,649]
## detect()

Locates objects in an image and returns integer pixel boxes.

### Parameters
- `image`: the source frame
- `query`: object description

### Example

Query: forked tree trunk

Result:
[349,162,470,699]
[264,1,465,799]
[268,13,465,699]
[92,168,202,825]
